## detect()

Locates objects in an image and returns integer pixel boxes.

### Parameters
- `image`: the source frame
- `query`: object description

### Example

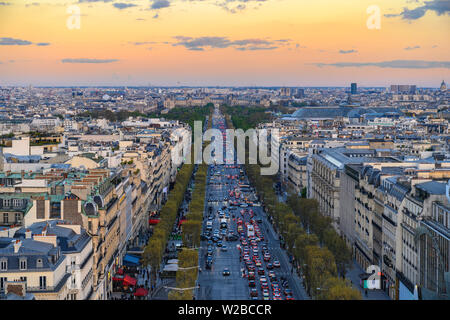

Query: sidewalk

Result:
[345,262,391,300]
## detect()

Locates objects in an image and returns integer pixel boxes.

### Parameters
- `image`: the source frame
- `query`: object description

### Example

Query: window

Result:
[15,213,21,223]
[36,258,43,268]
[13,199,22,207]
[3,213,8,224]
[19,258,27,270]
[0,277,7,292]
[3,199,11,207]
[39,276,47,289]
[0,259,7,271]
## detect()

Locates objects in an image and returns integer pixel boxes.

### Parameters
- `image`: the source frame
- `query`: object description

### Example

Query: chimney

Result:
[13,239,21,253]
[25,229,32,239]
[42,225,47,236]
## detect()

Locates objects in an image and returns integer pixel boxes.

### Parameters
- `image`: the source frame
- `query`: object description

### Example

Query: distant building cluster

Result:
[0,82,448,300]
[259,84,449,300]
[0,108,191,300]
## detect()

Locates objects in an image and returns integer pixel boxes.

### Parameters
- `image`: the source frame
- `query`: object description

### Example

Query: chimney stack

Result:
[13,239,21,253]
[25,229,32,239]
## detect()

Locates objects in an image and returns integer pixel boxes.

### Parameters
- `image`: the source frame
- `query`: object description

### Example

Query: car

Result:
[223,268,230,276]
[262,289,270,300]
[248,280,256,287]
[257,267,265,275]
[255,260,262,267]
[202,234,211,241]
[284,288,293,296]
[250,288,258,298]
[221,245,228,251]
[273,260,280,268]
[266,263,273,270]
[248,271,255,280]
[273,293,283,300]
[261,281,269,290]
[217,240,222,247]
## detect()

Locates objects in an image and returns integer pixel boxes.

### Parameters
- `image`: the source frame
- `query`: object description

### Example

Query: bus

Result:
[247,225,255,238]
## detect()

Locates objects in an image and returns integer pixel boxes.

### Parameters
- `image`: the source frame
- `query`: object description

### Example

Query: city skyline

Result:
[0,0,449,87]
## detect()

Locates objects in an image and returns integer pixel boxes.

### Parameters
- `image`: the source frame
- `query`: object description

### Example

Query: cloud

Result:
[61,58,119,63]
[0,37,51,46]
[385,0,450,20]
[215,0,268,14]
[172,36,289,51]
[130,41,157,45]
[404,45,420,50]
[0,37,33,45]
[78,0,114,2]
[113,3,137,9]
[339,49,358,54]
[151,0,170,9]
[236,46,278,51]
[313,60,450,69]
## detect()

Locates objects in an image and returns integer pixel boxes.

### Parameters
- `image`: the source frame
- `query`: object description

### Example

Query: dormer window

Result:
[37,258,43,268]
[13,199,22,207]
[19,258,27,270]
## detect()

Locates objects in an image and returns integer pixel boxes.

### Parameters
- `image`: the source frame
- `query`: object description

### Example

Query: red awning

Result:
[149,218,160,225]
[123,275,137,286]
[134,288,149,297]
[112,276,123,282]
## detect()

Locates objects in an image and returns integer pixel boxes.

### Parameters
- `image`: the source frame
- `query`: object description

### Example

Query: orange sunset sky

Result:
[0,0,449,86]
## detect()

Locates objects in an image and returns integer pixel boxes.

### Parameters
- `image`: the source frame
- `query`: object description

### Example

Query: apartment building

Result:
[0,220,92,300]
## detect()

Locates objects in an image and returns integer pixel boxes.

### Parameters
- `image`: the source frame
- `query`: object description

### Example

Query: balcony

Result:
[27,273,71,293]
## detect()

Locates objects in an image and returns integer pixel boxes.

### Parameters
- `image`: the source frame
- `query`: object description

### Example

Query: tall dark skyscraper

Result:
[351,83,357,94]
